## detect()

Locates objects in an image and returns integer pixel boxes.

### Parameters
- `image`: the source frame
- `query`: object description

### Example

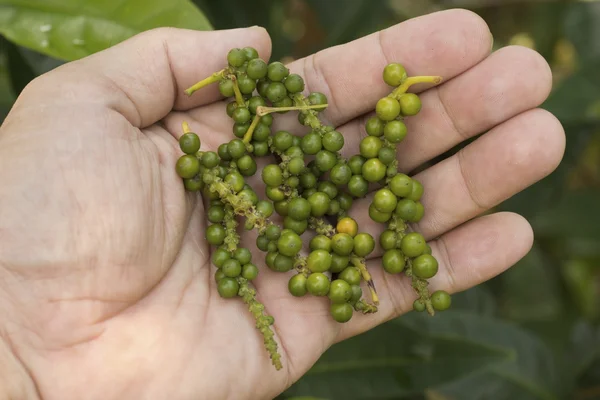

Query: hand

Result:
[0,9,564,400]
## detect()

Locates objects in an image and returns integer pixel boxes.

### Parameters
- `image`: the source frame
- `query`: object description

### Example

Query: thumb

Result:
[19,26,272,128]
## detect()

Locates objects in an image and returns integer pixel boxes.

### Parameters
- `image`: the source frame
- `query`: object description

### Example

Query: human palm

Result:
[0,10,565,400]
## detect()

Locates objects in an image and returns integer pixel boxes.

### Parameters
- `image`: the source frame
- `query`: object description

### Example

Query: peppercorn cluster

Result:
[175,47,451,370]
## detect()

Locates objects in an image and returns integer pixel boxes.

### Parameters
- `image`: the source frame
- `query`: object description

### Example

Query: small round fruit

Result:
[389,173,413,197]
[348,155,365,175]
[348,175,369,197]
[360,136,383,159]
[307,250,332,272]
[301,132,322,155]
[232,107,251,124]
[306,273,330,296]
[315,150,337,172]
[399,93,422,116]
[217,277,239,298]
[211,248,230,268]
[183,176,203,192]
[176,155,200,179]
[382,249,406,274]
[362,158,386,182]
[339,266,361,285]
[383,63,407,86]
[288,197,311,220]
[400,232,426,258]
[218,79,235,97]
[379,230,397,251]
[274,253,294,272]
[407,179,424,201]
[375,97,401,121]
[353,233,375,257]
[368,203,392,223]
[262,164,283,187]
[247,58,268,79]
[336,217,358,237]
[284,73,304,93]
[206,224,226,245]
[308,191,330,217]
[227,48,246,67]
[330,254,349,273]
[323,130,344,152]
[413,299,426,312]
[242,263,259,280]
[234,248,252,265]
[277,231,302,257]
[267,61,289,82]
[288,274,308,297]
[179,133,201,155]
[310,235,332,252]
[330,163,352,185]
[328,279,352,304]
[207,205,225,223]
[330,303,353,323]
[373,188,398,213]
[365,117,384,136]
[412,254,438,279]
[383,120,408,143]
[331,233,354,256]
[431,290,452,311]
[242,47,259,60]
[222,259,242,278]
[266,82,287,102]
[395,198,417,220]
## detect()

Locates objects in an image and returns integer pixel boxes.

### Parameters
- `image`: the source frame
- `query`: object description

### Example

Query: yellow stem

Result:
[391,76,443,97]
[351,256,379,306]
[182,121,191,134]
[243,114,261,144]
[184,69,226,96]
[256,104,328,117]
[231,76,245,106]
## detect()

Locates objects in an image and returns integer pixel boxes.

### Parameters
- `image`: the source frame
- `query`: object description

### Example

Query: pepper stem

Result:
[351,256,379,306]
[243,114,261,144]
[391,76,443,97]
[256,104,328,117]
[184,69,226,96]
[231,76,246,106]
[182,121,191,134]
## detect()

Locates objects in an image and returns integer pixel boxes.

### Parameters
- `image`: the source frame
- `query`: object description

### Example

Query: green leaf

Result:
[432,313,564,400]
[0,41,16,122]
[283,312,512,400]
[2,37,36,95]
[0,0,212,61]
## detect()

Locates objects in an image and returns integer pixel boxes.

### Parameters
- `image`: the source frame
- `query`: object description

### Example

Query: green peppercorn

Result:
[400,232,426,258]
[176,155,201,179]
[242,263,259,280]
[431,290,451,311]
[376,97,401,121]
[384,120,408,143]
[330,303,353,323]
[331,233,354,256]
[382,249,406,274]
[179,133,201,155]
[328,279,352,304]
[383,63,407,86]
[360,136,383,159]
[301,132,322,155]
[353,233,375,257]
[288,274,308,297]
[306,272,330,296]
[399,93,422,116]
[218,277,239,298]
[206,224,226,245]
[310,235,332,252]
[308,191,330,217]
[366,116,385,136]
[307,249,332,272]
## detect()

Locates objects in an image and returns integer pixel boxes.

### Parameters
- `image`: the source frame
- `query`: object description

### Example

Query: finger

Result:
[335,211,533,342]
[19,27,272,128]
[284,9,492,127]
[337,45,553,170]
[347,108,564,257]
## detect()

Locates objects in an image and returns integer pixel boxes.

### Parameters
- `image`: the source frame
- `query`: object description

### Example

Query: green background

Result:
[1,0,599,399]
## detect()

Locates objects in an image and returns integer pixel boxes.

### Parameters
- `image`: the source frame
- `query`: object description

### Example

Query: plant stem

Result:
[391,75,443,97]
[256,104,328,117]
[231,76,245,106]
[182,121,191,134]
[243,114,261,144]
[351,256,379,306]
[184,69,225,96]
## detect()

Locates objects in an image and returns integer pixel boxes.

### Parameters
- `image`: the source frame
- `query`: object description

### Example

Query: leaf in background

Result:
[0,43,15,122]
[432,313,564,400]
[283,312,512,400]
[561,259,599,321]
[2,37,35,95]
[0,0,212,61]
[447,285,497,316]
[564,1,600,64]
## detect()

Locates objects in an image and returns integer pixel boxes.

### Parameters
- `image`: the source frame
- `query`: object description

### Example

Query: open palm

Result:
[0,10,564,400]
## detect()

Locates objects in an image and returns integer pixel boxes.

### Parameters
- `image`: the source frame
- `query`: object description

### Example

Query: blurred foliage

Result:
[1,0,600,399]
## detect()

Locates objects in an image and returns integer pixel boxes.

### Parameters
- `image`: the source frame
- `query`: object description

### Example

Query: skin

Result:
[0,9,565,400]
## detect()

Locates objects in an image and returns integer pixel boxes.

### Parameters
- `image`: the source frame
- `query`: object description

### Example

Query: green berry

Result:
[215,269,225,283]
[366,117,385,136]
[284,73,305,93]
[368,203,392,223]
[339,266,361,285]
[266,186,285,201]
[412,254,438,279]
[407,179,424,201]
[330,163,352,185]
[273,253,294,272]
[307,272,330,296]
[176,155,201,179]
[225,172,245,193]
[359,136,383,159]
[288,157,305,175]
[395,198,417,220]
[399,93,422,116]
[308,191,330,217]
[378,147,396,165]
[219,79,235,97]
[353,233,375,257]
[266,82,287,102]
[330,303,353,323]
[206,224,226,245]
[382,249,406,274]
[362,158,386,182]
[411,202,424,222]
[383,63,407,86]
[273,130,293,151]
[222,258,242,278]
[400,232,426,258]
[288,274,308,297]
[247,58,268,79]
[277,231,302,257]
[256,235,270,251]
[227,139,246,159]
[315,150,337,172]
[389,174,413,197]
[217,277,239,298]
[242,263,259,280]
[211,248,230,268]
[373,188,398,213]
[383,120,407,143]
[349,285,362,304]
[307,249,332,272]
[331,233,354,256]
[337,192,353,210]
[267,62,289,81]
[227,48,246,67]
[301,132,322,155]
[179,133,201,155]
[330,254,349,273]
[348,155,366,175]
[328,279,352,304]
[237,76,256,94]
[207,205,225,223]
[265,225,281,241]
[310,235,332,252]
[300,172,317,189]
[413,299,426,312]
[234,248,252,264]
[308,92,328,108]
[256,200,274,218]
[183,176,203,192]
[431,290,451,311]
[288,197,311,220]
[379,230,397,251]
[262,164,283,187]
[323,130,344,152]
[348,175,369,197]
[375,97,401,121]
